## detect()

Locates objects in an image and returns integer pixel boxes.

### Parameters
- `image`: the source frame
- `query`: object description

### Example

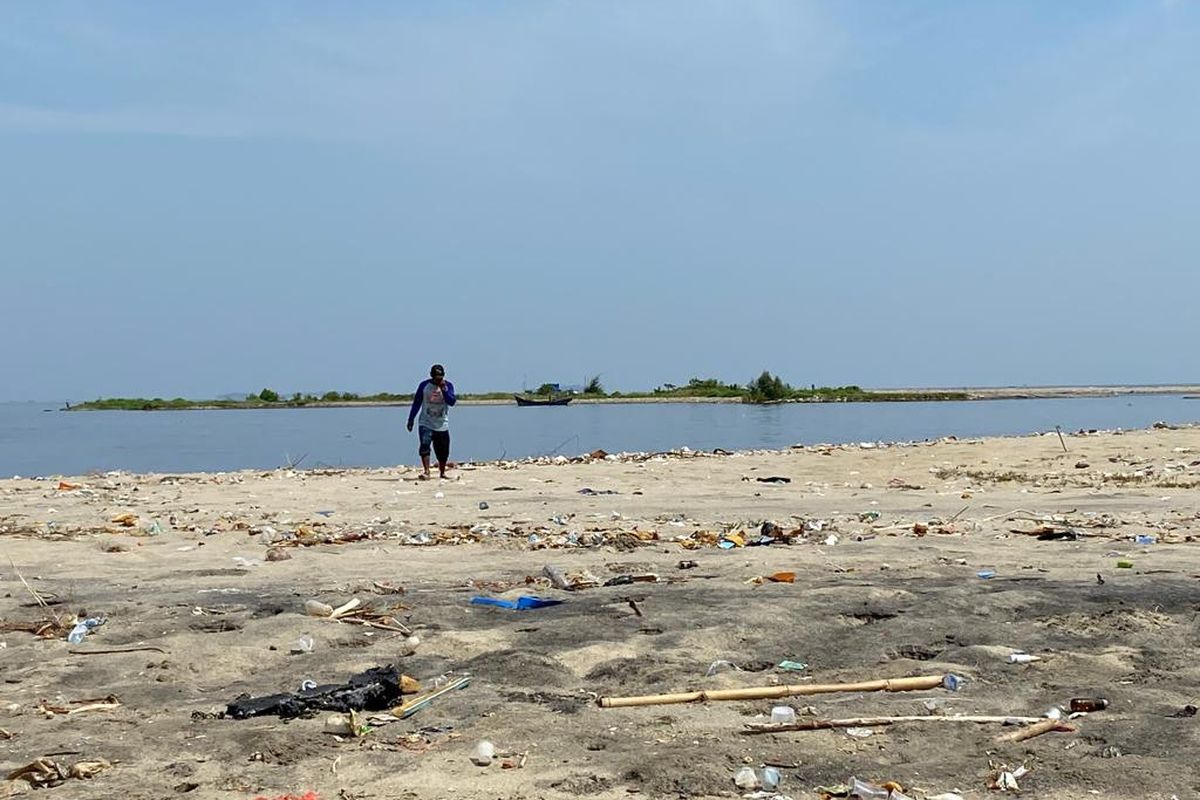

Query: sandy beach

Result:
[2,426,1199,799]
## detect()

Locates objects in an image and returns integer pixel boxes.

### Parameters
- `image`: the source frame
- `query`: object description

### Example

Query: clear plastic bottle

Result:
[66,617,105,644]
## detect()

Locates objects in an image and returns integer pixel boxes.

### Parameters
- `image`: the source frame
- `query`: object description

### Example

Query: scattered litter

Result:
[733,766,761,790]
[301,597,410,633]
[1069,698,1109,713]
[942,674,966,691]
[6,757,111,789]
[292,635,314,655]
[1116,560,1134,569]
[478,501,489,510]
[36,695,121,717]
[846,726,875,738]
[771,705,797,724]
[226,665,415,720]
[987,763,1029,791]
[600,674,952,708]
[323,710,367,738]
[470,740,495,766]
[578,488,619,495]
[1134,534,1156,545]
[66,616,105,645]
[777,660,808,672]
[677,560,699,570]
[994,717,1076,743]
[756,476,792,484]
[392,675,470,719]
[1008,652,1041,664]
[706,660,742,677]
[305,600,334,617]
[976,570,996,579]
[265,547,292,562]
[469,595,563,611]
[845,776,912,800]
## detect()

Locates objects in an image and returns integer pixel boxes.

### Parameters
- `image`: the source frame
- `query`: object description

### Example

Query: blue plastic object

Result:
[469,595,564,610]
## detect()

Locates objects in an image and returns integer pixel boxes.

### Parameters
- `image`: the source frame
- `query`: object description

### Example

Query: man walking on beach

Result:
[407,364,456,479]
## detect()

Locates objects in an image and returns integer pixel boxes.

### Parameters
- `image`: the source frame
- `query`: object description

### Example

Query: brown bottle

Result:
[1070,698,1109,712]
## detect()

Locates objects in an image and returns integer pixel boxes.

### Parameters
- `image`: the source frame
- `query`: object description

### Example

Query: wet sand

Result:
[2,426,1199,799]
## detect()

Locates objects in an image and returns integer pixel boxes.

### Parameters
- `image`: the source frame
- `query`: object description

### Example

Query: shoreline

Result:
[60,384,1200,411]
[7,420,1195,482]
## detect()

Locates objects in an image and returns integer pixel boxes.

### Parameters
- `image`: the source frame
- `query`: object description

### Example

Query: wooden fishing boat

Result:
[514,394,573,407]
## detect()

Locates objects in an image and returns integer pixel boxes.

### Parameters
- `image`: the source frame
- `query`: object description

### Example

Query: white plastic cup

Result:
[771,705,796,724]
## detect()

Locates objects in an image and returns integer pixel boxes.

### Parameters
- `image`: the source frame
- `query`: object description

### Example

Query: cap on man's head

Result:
[430,364,445,378]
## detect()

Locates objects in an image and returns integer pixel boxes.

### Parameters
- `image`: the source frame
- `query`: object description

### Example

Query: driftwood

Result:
[743,714,1046,734]
[994,717,1076,743]
[598,675,947,709]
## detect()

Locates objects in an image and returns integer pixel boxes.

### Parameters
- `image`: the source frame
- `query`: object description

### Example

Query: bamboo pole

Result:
[598,674,946,709]
[743,714,1044,734]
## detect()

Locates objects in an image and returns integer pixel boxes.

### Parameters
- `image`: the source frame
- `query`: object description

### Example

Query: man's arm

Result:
[444,380,457,406]
[407,381,427,426]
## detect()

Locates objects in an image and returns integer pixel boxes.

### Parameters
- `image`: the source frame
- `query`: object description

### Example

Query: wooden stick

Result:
[744,714,1044,734]
[1055,425,1068,453]
[598,674,947,709]
[391,676,471,719]
[994,717,1076,743]
[68,646,168,655]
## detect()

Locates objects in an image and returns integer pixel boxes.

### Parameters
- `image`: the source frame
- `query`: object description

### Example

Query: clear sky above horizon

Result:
[3,1,1198,401]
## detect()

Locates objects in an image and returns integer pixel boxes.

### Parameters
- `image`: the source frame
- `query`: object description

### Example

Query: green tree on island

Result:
[746,371,791,403]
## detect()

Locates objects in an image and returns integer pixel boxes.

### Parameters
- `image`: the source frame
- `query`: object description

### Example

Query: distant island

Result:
[67,373,969,410]
[67,375,1200,411]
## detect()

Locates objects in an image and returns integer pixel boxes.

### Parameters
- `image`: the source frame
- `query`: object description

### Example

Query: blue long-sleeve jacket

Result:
[408,379,456,431]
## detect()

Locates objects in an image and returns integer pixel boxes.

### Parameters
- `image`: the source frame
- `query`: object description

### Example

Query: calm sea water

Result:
[0,396,1196,476]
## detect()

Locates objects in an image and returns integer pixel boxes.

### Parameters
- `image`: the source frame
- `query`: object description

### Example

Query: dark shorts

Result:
[418,426,450,462]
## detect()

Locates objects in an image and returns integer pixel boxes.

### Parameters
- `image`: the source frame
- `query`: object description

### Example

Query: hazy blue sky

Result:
[3,1,1198,401]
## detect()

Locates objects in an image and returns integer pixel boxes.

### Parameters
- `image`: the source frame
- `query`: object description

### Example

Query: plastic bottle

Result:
[470,741,495,766]
[771,705,796,724]
[732,767,760,790]
[942,674,966,691]
[66,617,105,644]
[759,767,781,791]
[1070,698,1109,712]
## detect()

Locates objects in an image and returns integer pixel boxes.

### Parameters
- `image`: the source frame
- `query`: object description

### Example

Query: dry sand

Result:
[2,426,1199,799]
